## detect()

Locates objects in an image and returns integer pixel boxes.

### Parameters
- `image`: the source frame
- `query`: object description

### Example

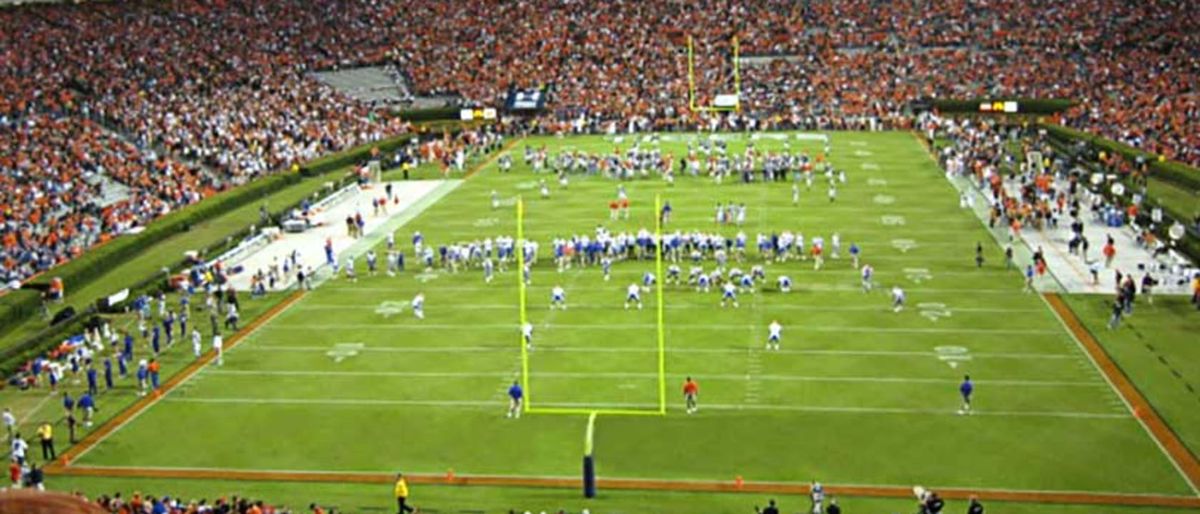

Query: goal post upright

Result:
[655,194,667,414]
[686,35,742,114]
[517,196,531,412]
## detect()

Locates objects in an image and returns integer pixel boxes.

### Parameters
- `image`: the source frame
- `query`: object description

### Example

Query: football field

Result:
[63,132,1197,500]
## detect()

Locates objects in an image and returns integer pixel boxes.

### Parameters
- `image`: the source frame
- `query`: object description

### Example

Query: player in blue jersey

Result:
[625,283,643,310]
[739,273,755,293]
[507,381,523,418]
[721,282,739,308]
[697,272,711,293]
[666,265,681,285]
[849,242,861,269]
[550,285,567,310]
[777,275,792,293]
[958,375,973,415]
[643,271,656,287]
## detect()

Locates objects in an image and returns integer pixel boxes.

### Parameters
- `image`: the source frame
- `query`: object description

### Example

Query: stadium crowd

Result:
[1,0,1198,284]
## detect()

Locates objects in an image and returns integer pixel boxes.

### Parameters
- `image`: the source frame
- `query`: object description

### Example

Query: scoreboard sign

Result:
[979,101,1019,113]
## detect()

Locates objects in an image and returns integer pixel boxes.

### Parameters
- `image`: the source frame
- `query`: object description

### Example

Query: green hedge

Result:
[0,290,41,340]
[932,98,1076,115]
[1042,124,1200,193]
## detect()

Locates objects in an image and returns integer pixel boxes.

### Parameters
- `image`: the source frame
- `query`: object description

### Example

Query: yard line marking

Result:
[199,369,1104,387]
[268,323,1061,335]
[161,396,1126,420]
[1042,293,1200,495]
[49,462,1200,508]
[239,345,1081,360]
[293,303,1044,314]
[56,290,307,467]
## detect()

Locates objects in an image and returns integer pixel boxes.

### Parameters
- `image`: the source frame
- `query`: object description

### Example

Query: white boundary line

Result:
[160,396,1128,420]
[1039,294,1200,495]
[200,369,1105,387]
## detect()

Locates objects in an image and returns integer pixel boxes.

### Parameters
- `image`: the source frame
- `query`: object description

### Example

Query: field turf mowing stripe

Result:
[1044,292,1200,495]
[51,463,1200,509]
[48,290,307,469]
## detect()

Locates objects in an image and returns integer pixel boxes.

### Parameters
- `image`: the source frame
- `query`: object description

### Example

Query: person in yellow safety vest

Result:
[394,472,416,513]
[36,422,55,461]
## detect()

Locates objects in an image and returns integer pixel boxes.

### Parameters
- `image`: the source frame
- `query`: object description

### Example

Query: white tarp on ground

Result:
[225,180,459,291]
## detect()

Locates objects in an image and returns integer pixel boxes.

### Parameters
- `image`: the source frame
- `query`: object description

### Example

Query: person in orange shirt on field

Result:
[682,377,699,414]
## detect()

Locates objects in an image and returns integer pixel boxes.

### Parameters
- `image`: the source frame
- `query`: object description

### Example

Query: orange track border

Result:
[49,465,1200,509]
[1044,293,1200,491]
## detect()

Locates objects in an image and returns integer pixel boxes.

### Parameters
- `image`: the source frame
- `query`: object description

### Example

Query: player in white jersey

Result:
[522,322,534,350]
[739,273,755,293]
[343,257,356,282]
[666,265,681,285]
[643,271,656,287]
[767,320,783,350]
[366,250,378,276]
[491,190,500,210]
[625,283,643,310]
[792,182,800,205]
[777,275,792,293]
[830,233,841,259]
[550,285,567,310]
[483,258,494,283]
[601,257,612,281]
[721,282,739,308]
[412,293,425,319]
[539,179,550,199]
[891,286,906,312]
[861,265,874,292]
[212,333,224,366]
[697,273,712,292]
[191,329,202,359]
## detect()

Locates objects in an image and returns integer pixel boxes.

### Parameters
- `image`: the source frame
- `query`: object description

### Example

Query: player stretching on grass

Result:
[625,283,643,310]
[767,321,783,351]
[411,293,425,320]
[550,285,567,310]
[958,375,973,415]
[683,377,699,414]
[721,282,739,308]
[507,381,523,418]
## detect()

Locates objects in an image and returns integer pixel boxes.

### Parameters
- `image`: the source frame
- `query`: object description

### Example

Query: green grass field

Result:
[26,131,1200,510]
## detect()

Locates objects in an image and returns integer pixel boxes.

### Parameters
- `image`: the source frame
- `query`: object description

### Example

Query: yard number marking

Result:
[873,194,896,205]
[934,345,971,368]
[881,215,906,226]
[891,239,919,253]
[473,217,499,227]
[862,164,881,171]
[375,301,405,318]
[854,150,873,157]
[327,343,365,363]
[919,303,953,323]
[904,268,933,283]
[415,272,440,283]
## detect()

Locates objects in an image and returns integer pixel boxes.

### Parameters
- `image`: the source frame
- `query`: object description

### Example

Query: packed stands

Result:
[1,0,1198,284]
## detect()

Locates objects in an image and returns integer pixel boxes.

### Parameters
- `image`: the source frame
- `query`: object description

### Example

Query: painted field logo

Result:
[934,345,971,368]
[862,163,881,171]
[327,343,365,363]
[881,215,905,226]
[919,303,953,322]
[891,239,918,253]
[415,272,440,283]
[375,301,406,318]
[473,217,499,228]
[873,194,896,205]
[904,268,933,283]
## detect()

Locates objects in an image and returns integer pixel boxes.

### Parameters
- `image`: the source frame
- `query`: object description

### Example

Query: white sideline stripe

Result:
[68,462,1194,500]
[294,303,1043,314]
[268,323,1060,335]
[1038,294,1200,495]
[239,345,1080,360]
[201,369,1105,387]
[161,396,1127,420]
